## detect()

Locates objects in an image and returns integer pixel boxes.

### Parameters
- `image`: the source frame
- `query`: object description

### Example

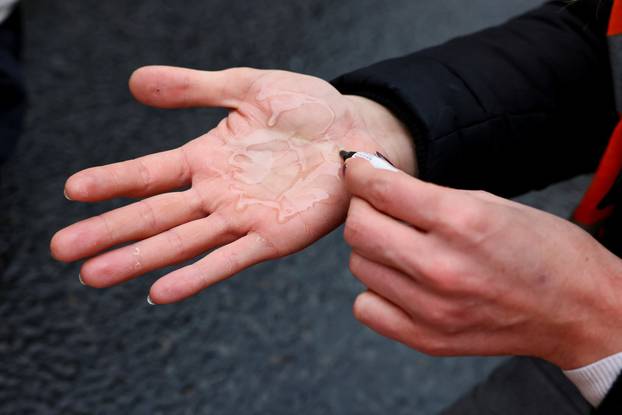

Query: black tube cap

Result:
[339,150,357,161]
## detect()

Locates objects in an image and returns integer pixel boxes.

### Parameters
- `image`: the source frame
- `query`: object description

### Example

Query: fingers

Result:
[354,291,496,357]
[51,189,205,262]
[345,196,491,298]
[129,65,260,109]
[148,232,278,304]
[344,197,430,279]
[64,147,192,201]
[344,157,459,231]
[350,253,429,317]
[349,253,469,334]
[78,212,238,288]
[352,291,422,347]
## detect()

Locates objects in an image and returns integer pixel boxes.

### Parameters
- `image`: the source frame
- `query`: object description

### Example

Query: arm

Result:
[333,0,618,197]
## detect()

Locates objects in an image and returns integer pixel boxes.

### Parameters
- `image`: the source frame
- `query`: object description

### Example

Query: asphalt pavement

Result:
[2,1,588,414]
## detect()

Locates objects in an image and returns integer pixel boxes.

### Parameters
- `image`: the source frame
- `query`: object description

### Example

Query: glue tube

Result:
[339,150,399,172]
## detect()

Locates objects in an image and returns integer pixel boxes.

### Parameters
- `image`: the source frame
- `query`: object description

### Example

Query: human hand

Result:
[50,66,414,304]
[343,157,622,369]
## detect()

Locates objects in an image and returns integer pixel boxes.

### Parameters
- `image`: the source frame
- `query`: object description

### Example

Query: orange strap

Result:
[573,119,622,226]
[609,0,622,36]
[572,0,622,229]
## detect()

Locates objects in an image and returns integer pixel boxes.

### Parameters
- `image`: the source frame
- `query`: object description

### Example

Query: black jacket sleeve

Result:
[332,0,618,197]
[0,6,25,164]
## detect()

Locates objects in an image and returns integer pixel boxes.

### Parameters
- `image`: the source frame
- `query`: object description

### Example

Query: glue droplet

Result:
[257,88,336,135]
[221,89,341,223]
[267,114,278,128]
[133,246,142,270]
[228,134,340,222]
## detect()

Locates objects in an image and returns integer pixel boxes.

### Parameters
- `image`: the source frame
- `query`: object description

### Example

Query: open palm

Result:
[51,66,387,303]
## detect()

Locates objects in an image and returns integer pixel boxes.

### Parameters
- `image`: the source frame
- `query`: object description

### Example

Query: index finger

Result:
[344,157,455,230]
[64,146,192,201]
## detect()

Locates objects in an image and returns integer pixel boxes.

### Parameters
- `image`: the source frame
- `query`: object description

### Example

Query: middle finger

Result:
[51,188,206,262]
[79,211,238,287]
[344,197,430,279]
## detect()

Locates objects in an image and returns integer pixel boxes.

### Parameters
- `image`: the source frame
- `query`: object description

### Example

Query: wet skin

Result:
[50,66,412,304]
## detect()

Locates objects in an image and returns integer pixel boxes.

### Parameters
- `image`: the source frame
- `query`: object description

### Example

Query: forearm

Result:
[560,255,622,408]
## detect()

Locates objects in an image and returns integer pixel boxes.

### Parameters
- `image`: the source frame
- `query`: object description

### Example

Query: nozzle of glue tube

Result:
[339,150,399,172]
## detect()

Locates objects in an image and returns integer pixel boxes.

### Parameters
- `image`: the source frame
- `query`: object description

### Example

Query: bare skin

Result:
[343,158,622,369]
[50,65,414,304]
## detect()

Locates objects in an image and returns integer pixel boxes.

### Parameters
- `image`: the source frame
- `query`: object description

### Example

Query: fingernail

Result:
[147,295,155,305]
[78,273,86,286]
[64,189,72,201]
[345,151,399,172]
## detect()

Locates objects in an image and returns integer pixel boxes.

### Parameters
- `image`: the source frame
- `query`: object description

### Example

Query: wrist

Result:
[551,253,622,369]
[344,95,417,176]
[563,351,622,407]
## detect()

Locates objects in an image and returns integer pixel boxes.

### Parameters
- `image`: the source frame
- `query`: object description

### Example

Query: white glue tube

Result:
[339,150,400,172]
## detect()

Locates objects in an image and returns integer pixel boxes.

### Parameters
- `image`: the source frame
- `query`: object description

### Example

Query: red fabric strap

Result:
[609,0,622,36]
[573,118,622,226]
[572,0,622,228]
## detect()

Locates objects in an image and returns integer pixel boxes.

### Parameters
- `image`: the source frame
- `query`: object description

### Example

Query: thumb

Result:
[128,65,260,109]
[344,154,450,230]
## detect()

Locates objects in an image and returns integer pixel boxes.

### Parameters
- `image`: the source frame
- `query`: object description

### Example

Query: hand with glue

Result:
[50,66,415,304]
[342,152,622,369]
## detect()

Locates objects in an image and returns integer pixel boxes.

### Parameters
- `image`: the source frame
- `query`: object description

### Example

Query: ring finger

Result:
[51,188,206,262]
[79,210,238,287]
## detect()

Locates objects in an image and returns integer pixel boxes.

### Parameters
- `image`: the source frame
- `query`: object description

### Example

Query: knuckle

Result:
[442,203,488,237]
[98,213,117,244]
[212,210,236,235]
[426,306,449,327]
[471,189,492,199]
[344,213,370,247]
[226,66,254,79]
[433,273,462,294]
[387,244,420,275]
[163,228,187,258]
[177,147,192,184]
[420,256,463,292]
[185,187,207,215]
[352,293,372,323]
[136,159,153,193]
[425,303,465,334]
[179,72,192,92]
[451,204,483,230]
[418,337,453,357]
[348,254,363,276]
[221,251,240,276]
[366,177,391,206]
[137,199,158,230]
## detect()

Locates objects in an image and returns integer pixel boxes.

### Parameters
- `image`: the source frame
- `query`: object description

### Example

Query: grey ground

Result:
[1,1,589,414]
